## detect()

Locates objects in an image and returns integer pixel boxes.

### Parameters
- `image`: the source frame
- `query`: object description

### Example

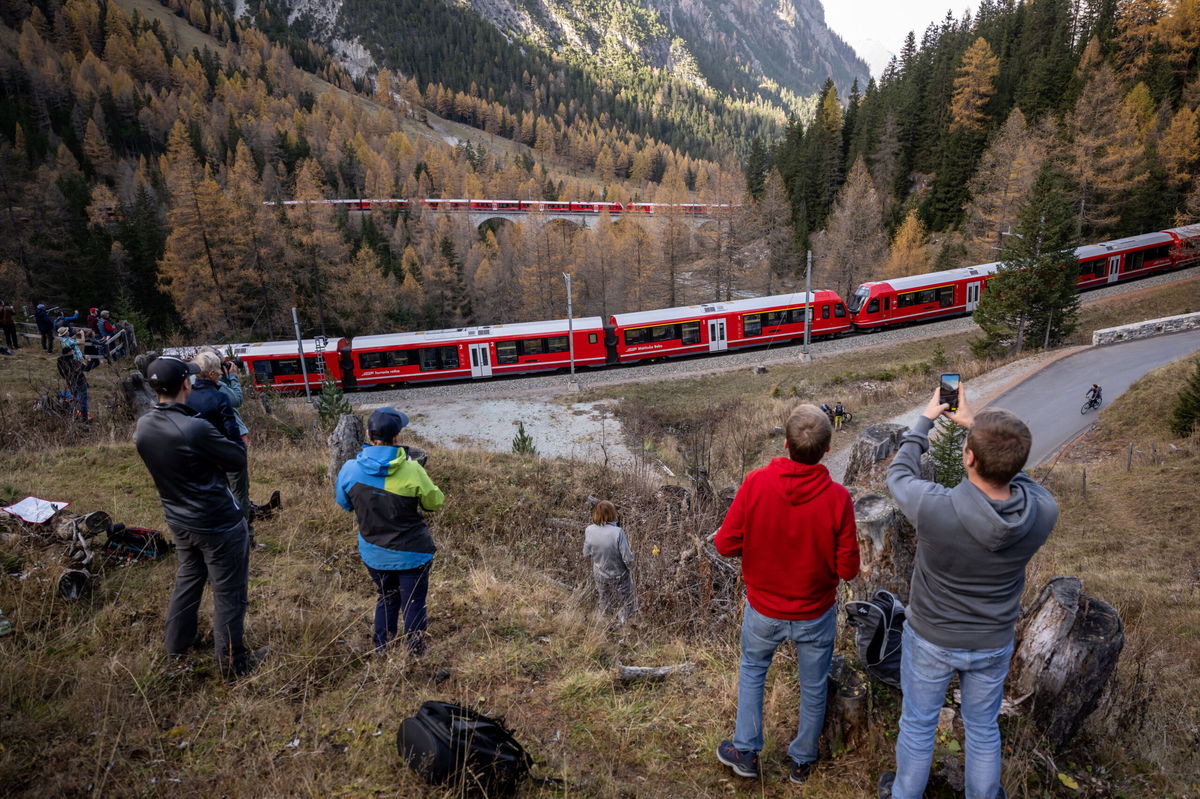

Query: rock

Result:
[751,365,768,375]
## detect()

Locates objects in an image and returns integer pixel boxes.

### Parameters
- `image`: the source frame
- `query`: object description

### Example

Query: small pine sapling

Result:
[512,420,538,456]
[316,377,353,432]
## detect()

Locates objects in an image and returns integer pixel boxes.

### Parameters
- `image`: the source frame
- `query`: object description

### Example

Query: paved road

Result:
[985,329,1200,465]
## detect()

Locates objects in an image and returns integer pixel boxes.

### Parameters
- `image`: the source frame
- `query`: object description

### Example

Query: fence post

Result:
[1081,468,1087,499]
[1126,443,1133,472]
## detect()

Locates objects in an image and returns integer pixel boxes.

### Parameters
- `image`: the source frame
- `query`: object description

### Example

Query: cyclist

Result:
[1085,384,1102,406]
[833,401,846,431]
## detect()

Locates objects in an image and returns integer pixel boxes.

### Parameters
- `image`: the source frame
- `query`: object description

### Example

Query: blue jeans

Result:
[367,562,431,653]
[732,602,836,765]
[893,623,1013,799]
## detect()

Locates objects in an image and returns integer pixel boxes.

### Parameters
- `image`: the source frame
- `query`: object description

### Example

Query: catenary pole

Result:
[563,272,576,385]
[292,306,312,404]
[802,249,813,362]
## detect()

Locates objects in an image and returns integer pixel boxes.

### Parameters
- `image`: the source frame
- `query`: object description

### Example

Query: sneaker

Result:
[716,740,759,779]
[878,771,895,799]
[789,760,813,785]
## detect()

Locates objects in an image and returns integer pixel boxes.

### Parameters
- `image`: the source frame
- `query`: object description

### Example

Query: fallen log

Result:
[1011,576,1125,749]
[614,661,695,682]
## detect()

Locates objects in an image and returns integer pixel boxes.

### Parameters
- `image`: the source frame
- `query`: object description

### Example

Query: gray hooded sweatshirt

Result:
[886,416,1058,650]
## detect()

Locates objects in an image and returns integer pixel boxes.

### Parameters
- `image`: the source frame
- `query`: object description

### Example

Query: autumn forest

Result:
[1,0,1198,345]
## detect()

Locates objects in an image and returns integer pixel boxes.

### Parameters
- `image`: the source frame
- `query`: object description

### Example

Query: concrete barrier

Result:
[1092,312,1200,345]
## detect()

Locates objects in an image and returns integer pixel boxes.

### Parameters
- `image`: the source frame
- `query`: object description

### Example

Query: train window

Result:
[765,311,785,327]
[681,322,700,345]
[867,299,879,313]
[743,314,762,336]
[271,356,319,376]
[834,304,846,317]
[588,333,598,344]
[546,336,569,353]
[496,341,519,364]
[1148,245,1170,260]
[358,351,393,369]
[939,286,954,307]
[1079,259,1103,278]
[523,338,546,355]
[624,328,647,346]
[649,326,676,343]
[848,287,870,313]
[417,346,459,371]
[822,305,830,319]
[1127,251,1144,271]
[253,361,273,382]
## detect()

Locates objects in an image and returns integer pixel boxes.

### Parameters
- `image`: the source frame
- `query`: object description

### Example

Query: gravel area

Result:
[340,266,1197,466]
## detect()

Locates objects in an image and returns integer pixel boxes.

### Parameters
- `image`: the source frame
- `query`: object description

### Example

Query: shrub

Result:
[511,420,537,456]
[1169,359,1200,438]
[316,377,352,432]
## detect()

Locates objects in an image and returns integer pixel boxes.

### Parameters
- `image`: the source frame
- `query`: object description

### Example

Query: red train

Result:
[848,225,1200,331]
[237,223,1199,391]
[270,198,732,215]
[241,292,849,390]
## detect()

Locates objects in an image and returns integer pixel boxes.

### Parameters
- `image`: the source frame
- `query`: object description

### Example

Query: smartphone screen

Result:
[939,373,961,412]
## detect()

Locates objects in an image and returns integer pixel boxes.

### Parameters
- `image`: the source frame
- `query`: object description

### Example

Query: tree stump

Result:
[327,413,364,481]
[844,492,917,605]
[821,654,869,756]
[1011,577,1125,749]
[843,423,909,488]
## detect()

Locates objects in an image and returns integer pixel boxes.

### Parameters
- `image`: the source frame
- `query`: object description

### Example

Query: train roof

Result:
[352,317,606,348]
[864,262,1002,293]
[1074,231,1174,260]
[609,292,833,326]
[1163,224,1200,241]
[242,338,345,357]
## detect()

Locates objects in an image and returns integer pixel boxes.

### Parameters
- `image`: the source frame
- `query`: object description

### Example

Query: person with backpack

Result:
[714,404,860,785]
[336,408,444,655]
[878,384,1058,799]
[833,401,846,430]
[582,500,636,625]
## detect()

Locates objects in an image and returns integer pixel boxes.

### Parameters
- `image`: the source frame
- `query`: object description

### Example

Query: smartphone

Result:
[939,373,961,412]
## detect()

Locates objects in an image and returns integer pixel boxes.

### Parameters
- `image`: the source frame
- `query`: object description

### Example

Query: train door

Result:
[708,319,727,352]
[1107,255,1121,283]
[966,281,982,312]
[469,343,493,378]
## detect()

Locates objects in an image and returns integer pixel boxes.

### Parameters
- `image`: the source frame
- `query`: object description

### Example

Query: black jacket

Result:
[134,403,246,533]
[185,379,243,444]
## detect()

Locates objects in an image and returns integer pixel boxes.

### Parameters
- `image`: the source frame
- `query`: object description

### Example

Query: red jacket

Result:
[715,457,859,620]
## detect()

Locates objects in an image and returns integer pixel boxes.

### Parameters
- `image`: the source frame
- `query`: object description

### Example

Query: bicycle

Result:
[1080,396,1102,414]
[824,407,854,426]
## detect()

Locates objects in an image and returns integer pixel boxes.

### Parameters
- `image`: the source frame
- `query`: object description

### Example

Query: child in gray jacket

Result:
[583,500,636,624]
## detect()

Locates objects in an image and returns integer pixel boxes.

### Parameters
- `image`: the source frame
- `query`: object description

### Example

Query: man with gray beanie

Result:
[134,356,267,679]
[335,407,444,654]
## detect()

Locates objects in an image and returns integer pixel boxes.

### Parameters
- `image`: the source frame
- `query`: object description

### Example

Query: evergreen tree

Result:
[972,164,1080,356]
[512,420,538,455]
[745,137,769,200]
[316,377,353,432]
[929,416,968,488]
[1168,359,1200,437]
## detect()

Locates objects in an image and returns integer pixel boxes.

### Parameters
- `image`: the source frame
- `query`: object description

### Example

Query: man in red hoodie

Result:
[715,404,860,785]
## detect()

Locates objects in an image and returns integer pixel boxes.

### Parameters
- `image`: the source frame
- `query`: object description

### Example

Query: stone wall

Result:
[1092,312,1200,345]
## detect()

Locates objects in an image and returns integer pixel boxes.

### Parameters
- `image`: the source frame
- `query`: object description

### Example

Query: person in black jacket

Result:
[185,351,243,445]
[34,304,54,352]
[134,356,266,679]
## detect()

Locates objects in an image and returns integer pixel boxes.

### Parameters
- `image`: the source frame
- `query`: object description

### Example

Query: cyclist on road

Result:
[1086,384,1102,404]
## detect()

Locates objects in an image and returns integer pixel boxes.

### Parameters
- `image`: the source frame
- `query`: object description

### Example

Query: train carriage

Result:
[848,262,1001,331]
[350,318,608,386]
[1073,231,1176,288]
[610,291,851,363]
[241,338,348,391]
[1164,224,1200,269]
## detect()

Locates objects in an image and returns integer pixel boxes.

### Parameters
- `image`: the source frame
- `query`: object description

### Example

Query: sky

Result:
[823,1,980,77]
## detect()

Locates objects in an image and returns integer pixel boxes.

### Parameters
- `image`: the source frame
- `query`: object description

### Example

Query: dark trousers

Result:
[366,561,431,653]
[40,330,54,352]
[2,323,17,348]
[165,520,250,675]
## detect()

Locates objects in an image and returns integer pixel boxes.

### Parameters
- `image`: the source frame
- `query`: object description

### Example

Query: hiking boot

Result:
[716,740,759,779]
[229,645,270,680]
[789,760,813,785]
[878,771,895,799]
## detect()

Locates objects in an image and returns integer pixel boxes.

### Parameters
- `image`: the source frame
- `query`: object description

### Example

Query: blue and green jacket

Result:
[335,445,444,571]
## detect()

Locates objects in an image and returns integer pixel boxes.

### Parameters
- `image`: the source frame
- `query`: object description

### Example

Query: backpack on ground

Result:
[845,589,906,689]
[397,701,561,796]
[103,523,172,562]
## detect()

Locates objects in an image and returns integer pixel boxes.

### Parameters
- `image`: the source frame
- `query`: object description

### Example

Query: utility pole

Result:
[563,272,578,390]
[292,306,312,404]
[802,249,813,362]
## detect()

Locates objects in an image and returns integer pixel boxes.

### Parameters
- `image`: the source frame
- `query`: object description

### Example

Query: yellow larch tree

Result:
[950,37,1000,133]
[883,209,931,279]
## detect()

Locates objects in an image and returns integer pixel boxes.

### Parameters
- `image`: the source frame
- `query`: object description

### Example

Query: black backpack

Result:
[845,590,906,689]
[397,701,561,797]
[104,524,173,562]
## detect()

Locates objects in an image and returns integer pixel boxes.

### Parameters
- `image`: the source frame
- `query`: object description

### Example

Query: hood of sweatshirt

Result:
[949,475,1055,552]
[355,444,404,477]
[766,456,834,504]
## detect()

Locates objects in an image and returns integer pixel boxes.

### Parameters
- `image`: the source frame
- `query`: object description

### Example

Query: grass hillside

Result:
[1,278,1199,797]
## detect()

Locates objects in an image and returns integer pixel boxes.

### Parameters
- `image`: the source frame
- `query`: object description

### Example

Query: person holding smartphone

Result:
[878,382,1058,799]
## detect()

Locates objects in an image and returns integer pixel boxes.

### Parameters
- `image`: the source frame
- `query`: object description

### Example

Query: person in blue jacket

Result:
[34,304,54,352]
[336,408,444,654]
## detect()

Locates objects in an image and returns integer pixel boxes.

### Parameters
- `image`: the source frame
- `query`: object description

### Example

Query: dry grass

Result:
[4,281,1200,797]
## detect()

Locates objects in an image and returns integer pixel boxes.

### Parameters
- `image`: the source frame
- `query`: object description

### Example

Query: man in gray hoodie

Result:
[879,384,1058,799]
